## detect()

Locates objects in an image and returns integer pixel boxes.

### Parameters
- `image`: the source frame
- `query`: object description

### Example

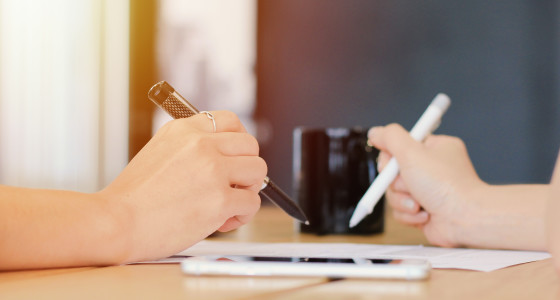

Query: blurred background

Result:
[1,0,559,197]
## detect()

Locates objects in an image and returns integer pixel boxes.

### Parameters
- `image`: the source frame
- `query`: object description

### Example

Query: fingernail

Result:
[402,198,415,210]
[418,211,429,219]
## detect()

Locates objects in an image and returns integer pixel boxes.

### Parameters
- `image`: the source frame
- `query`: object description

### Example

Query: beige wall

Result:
[0,0,129,192]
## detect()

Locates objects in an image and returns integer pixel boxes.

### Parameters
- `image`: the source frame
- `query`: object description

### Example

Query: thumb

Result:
[368,123,423,167]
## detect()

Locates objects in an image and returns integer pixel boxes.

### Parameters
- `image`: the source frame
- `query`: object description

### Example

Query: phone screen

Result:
[213,256,401,264]
[181,255,430,279]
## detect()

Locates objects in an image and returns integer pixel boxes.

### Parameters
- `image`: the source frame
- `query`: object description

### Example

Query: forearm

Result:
[0,185,130,270]
[457,184,549,251]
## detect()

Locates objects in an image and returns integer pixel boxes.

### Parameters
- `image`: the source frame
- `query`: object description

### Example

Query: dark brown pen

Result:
[147,81,309,225]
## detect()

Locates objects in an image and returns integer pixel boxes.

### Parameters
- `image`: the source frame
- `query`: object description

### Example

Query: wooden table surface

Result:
[1,206,558,299]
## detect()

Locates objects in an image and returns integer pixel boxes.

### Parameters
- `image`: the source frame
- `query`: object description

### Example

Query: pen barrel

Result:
[159,95,197,119]
[409,94,450,141]
[362,158,399,213]
[260,180,308,223]
[148,81,199,119]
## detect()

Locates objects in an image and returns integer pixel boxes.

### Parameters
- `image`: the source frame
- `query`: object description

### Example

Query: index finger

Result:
[368,124,423,164]
[190,110,247,133]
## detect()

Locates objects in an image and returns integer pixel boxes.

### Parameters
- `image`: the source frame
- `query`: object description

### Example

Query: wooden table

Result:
[1,206,558,299]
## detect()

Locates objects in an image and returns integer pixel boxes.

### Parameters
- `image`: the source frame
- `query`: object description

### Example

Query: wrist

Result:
[91,190,135,265]
[452,183,548,250]
[449,180,491,248]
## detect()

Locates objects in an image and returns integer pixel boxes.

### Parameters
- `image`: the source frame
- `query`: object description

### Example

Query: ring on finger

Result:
[199,111,217,133]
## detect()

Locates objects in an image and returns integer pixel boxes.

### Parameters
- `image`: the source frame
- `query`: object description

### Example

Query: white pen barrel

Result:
[409,94,451,141]
[359,158,399,214]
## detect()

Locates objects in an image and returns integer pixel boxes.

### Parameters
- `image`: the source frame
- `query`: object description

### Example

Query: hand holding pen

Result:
[148,81,309,225]
[350,94,451,227]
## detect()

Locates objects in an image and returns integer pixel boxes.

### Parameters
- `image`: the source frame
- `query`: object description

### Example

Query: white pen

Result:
[349,93,452,228]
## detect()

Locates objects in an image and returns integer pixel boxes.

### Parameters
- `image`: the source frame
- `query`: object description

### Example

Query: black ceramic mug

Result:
[293,127,384,235]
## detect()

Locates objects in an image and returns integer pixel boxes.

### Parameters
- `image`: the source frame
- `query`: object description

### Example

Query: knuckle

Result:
[220,110,238,120]
[161,118,184,133]
[383,123,409,152]
[442,135,467,153]
[385,123,405,134]
[218,110,243,130]
[227,112,246,132]
[203,156,223,177]
[257,157,268,178]
[190,133,213,151]
[250,192,262,208]
[243,133,260,155]
[160,118,200,138]
[450,136,467,149]
[251,135,260,154]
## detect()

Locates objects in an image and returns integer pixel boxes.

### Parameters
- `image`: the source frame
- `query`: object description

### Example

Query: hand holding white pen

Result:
[349,94,451,228]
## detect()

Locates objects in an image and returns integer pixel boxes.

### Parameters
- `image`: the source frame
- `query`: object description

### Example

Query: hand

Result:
[369,124,485,247]
[547,152,560,274]
[100,111,267,262]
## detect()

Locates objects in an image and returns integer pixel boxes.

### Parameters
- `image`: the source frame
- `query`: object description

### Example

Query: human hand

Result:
[100,111,267,262]
[369,124,485,247]
[547,152,560,274]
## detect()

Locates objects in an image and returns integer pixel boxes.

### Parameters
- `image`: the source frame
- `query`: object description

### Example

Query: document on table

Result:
[145,241,550,272]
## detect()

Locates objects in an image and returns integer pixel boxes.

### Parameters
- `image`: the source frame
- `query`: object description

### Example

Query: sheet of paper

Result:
[148,241,550,272]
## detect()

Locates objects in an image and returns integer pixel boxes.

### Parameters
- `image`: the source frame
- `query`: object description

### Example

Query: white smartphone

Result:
[181,255,430,280]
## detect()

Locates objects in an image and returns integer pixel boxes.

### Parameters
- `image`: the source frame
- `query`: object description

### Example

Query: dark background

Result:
[255,0,560,197]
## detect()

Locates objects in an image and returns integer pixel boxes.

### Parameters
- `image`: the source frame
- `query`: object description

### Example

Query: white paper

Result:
[150,241,551,272]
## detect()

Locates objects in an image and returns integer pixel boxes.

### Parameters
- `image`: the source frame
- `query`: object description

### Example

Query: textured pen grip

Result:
[148,81,199,119]
[161,95,197,119]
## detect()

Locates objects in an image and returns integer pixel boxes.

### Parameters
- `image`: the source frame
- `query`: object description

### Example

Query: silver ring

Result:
[199,111,216,133]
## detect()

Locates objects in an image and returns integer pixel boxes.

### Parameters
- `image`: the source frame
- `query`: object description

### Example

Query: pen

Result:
[147,81,309,225]
[349,93,451,228]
